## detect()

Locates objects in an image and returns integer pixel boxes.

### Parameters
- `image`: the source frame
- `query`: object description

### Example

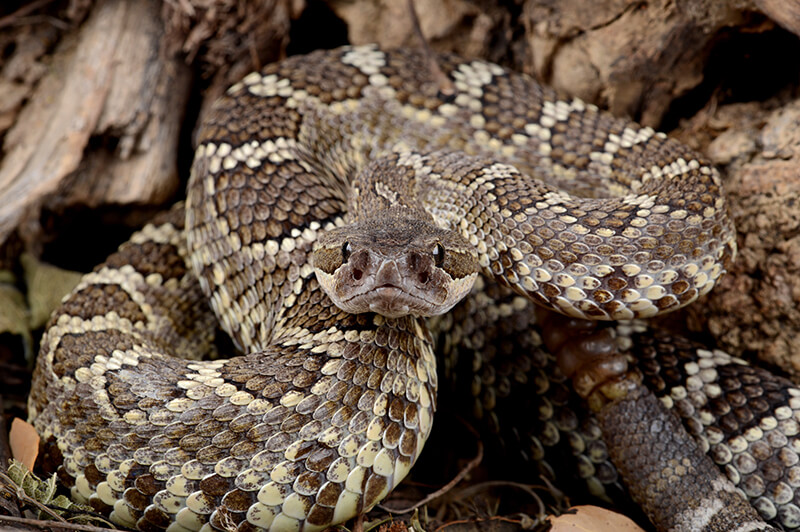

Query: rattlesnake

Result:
[28,45,800,531]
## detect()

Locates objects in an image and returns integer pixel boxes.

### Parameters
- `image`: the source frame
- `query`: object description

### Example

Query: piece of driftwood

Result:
[673,98,800,376]
[161,0,294,129]
[0,7,63,144]
[0,0,295,253]
[328,0,511,62]
[755,0,800,37]
[0,0,191,249]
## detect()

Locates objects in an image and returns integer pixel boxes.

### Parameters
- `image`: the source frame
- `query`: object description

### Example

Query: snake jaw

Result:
[315,246,478,317]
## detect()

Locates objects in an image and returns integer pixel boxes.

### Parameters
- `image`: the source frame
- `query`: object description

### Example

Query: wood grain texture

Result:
[0,0,190,246]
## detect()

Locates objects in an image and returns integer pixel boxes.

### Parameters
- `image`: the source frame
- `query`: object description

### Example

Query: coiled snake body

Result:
[28,45,800,531]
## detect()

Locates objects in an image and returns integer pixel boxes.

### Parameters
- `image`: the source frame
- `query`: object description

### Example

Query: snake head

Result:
[311,213,478,318]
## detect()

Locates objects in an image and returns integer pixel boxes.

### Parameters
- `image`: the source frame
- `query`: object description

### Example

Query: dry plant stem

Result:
[0,403,23,520]
[0,480,21,521]
[434,515,528,531]
[449,480,546,518]
[0,471,70,524]
[0,515,121,532]
[363,516,393,531]
[379,422,484,515]
[0,0,56,29]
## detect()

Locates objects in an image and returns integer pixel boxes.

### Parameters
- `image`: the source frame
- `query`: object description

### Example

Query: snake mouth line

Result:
[342,284,438,318]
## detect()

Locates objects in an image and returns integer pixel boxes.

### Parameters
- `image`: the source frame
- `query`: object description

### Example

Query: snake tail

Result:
[599,383,777,532]
[544,318,779,532]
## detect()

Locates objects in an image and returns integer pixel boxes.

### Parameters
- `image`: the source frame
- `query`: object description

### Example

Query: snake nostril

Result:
[418,271,429,284]
[352,269,363,281]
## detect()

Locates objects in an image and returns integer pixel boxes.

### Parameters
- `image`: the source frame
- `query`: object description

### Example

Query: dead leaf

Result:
[547,506,645,531]
[21,253,83,330]
[9,418,39,471]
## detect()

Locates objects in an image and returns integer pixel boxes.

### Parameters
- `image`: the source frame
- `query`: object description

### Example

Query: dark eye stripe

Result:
[442,249,478,279]
[312,247,344,275]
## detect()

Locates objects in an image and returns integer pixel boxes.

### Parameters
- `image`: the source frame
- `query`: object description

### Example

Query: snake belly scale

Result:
[29,45,736,531]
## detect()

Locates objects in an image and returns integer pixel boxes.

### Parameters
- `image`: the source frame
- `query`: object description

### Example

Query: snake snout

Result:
[375,258,402,287]
[313,241,474,318]
[334,250,447,318]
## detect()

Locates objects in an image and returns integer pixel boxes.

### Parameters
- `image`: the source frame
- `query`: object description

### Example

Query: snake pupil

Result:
[342,241,352,263]
[433,243,445,267]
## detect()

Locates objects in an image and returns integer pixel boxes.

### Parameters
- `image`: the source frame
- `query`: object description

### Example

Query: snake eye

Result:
[341,241,352,263]
[433,243,445,267]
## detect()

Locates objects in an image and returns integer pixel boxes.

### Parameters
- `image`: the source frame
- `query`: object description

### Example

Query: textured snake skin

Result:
[28,45,787,532]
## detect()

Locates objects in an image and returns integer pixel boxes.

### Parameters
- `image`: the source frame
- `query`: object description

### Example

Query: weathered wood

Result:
[331,0,794,127]
[676,98,800,377]
[0,0,191,247]
[523,0,754,125]
[755,0,800,37]
[161,0,294,126]
[328,0,504,60]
